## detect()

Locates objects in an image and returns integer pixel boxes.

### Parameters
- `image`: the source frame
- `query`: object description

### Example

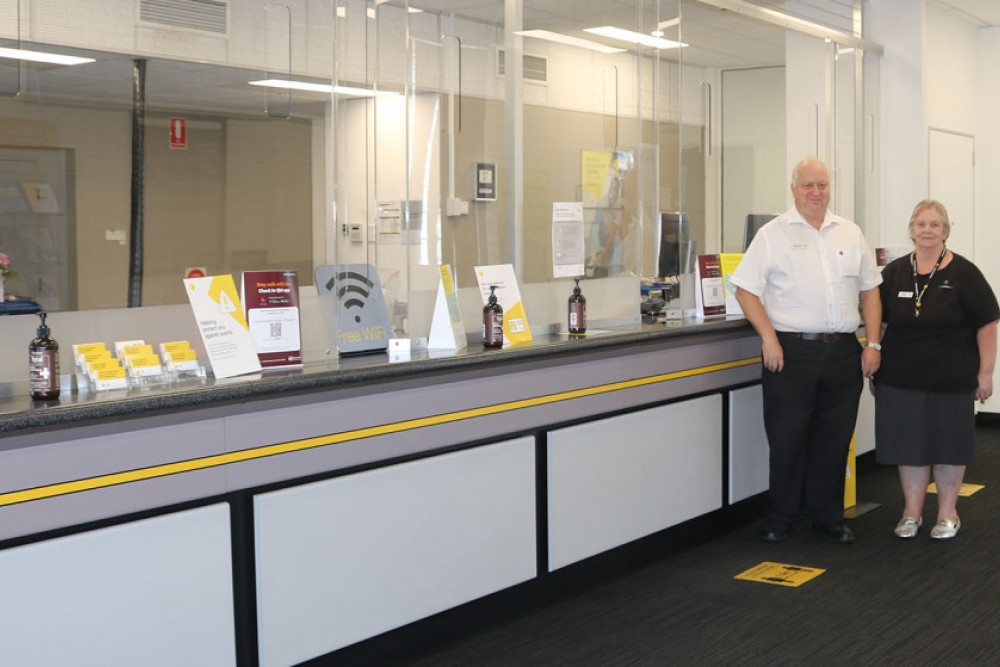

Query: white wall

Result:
[925,4,978,134]
[976,27,1000,414]
[785,31,833,186]
[865,0,926,248]
[720,67,786,252]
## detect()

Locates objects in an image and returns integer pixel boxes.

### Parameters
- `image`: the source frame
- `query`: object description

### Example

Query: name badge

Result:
[792,243,808,251]
[898,290,914,298]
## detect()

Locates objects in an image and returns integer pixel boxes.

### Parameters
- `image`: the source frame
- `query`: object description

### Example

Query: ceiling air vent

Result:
[496,49,548,83]
[139,0,228,35]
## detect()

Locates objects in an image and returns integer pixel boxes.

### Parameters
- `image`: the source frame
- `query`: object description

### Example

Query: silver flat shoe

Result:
[930,518,961,540]
[894,516,922,539]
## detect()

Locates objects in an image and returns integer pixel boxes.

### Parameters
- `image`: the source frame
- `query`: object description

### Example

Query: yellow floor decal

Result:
[926,483,985,497]
[735,562,826,588]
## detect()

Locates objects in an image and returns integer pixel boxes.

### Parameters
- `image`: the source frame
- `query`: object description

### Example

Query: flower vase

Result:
[0,276,4,302]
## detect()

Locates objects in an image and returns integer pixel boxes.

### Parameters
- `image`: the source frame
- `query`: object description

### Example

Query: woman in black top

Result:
[875,200,999,540]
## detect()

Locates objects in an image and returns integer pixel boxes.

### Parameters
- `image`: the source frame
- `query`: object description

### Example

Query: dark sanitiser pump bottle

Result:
[483,285,504,348]
[568,278,586,335]
[29,311,60,401]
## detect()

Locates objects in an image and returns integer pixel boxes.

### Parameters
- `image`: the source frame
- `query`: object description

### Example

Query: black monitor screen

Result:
[744,214,776,251]
[658,212,691,278]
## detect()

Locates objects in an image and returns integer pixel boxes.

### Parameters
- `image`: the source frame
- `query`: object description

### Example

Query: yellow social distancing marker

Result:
[927,482,985,497]
[735,562,825,588]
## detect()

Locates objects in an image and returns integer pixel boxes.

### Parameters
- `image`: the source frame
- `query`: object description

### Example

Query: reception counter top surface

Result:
[0,317,755,435]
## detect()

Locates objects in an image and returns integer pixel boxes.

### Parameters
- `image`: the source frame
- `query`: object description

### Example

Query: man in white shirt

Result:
[730,158,882,544]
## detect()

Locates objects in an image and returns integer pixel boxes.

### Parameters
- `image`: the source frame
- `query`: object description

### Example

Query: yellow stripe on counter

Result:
[0,356,762,508]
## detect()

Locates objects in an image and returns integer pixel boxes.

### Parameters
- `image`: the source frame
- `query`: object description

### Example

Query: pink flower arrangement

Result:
[0,250,10,279]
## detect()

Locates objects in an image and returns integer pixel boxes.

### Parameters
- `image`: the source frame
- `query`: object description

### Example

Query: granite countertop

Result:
[0,317,754,435]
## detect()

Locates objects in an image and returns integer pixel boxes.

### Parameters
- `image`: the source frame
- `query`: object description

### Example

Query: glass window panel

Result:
[0,1,330,311]
[0,0,878,325]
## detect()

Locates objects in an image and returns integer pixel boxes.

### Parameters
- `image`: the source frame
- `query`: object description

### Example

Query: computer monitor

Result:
[744,214,776,251]
[657,212,693,278]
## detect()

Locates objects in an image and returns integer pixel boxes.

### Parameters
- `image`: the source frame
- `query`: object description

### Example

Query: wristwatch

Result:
[867,341,882,351]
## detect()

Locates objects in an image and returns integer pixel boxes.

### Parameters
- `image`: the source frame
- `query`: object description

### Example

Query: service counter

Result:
[0,317,770,666]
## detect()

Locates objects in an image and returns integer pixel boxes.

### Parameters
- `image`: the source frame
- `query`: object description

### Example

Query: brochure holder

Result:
[427,265,467,352]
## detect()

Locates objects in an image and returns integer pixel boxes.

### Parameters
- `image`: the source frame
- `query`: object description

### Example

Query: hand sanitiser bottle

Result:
[483,285,504,348]
[568,278,586,335]
[29,311,60,401]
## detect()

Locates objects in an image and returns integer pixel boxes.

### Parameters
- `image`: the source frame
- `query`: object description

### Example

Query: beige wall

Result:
[0,98,313,311]
[442,95,703,286]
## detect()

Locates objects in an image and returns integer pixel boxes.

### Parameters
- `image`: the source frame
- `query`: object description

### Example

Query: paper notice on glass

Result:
[184,275,262,378]
[551,202,585,278]
[21,182,61,214]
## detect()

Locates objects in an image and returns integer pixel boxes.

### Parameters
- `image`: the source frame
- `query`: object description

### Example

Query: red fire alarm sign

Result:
[169,117,187,149]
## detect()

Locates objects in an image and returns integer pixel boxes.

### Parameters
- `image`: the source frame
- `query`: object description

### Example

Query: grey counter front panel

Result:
[729,385,769,503]
[547,394,723,571]
[254,437,537,666]
[0,503,235,667]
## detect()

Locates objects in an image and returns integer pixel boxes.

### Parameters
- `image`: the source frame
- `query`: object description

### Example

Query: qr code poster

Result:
[241,270,303,369]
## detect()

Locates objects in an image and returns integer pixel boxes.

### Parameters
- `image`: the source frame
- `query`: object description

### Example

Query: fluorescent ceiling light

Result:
[337,5,421,18]
[0,47,95,66]
[652,17,680,37]
[514,30,626,54]
[584,26,687,49]
[249,79,399,97]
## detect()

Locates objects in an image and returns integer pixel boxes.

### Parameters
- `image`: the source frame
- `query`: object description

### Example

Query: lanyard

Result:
[911,246,947,318]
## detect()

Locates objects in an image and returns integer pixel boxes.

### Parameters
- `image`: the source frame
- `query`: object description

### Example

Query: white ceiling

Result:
[1,0,996,119]
[931,0,1000,26]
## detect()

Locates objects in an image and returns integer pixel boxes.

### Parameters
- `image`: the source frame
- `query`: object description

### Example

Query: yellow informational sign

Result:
[581,150,614,202]
[184,274,262,378]
[735,562,826,588]
[927,482,985,497]
[844,434,857,509]
[719,253,744,315]
[473,264,532,346]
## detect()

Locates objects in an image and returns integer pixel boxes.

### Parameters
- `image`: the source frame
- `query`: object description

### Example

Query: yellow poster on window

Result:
[581,150,614,202]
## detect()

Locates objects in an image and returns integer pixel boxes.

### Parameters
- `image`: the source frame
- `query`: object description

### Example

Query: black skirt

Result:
[874,383,976,466]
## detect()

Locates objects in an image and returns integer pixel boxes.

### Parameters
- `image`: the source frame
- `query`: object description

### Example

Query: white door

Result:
[928,129,974,259]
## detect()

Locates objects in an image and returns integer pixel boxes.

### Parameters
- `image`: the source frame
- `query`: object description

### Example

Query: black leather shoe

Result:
[814,522,855,544]
[760,522,790,543]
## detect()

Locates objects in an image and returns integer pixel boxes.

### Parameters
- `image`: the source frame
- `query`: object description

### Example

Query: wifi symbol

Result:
[326,271,375,323]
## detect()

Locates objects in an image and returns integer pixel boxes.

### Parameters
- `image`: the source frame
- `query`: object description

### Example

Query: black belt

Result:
[777,331,854,343]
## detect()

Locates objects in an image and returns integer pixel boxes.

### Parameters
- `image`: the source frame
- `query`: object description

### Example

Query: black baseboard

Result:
[977,412,1000,428]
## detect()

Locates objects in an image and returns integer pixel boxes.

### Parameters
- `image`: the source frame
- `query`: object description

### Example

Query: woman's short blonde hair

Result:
[909,199,951,241]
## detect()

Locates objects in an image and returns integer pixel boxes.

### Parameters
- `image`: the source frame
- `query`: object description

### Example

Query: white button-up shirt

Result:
[729,207,882,333]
